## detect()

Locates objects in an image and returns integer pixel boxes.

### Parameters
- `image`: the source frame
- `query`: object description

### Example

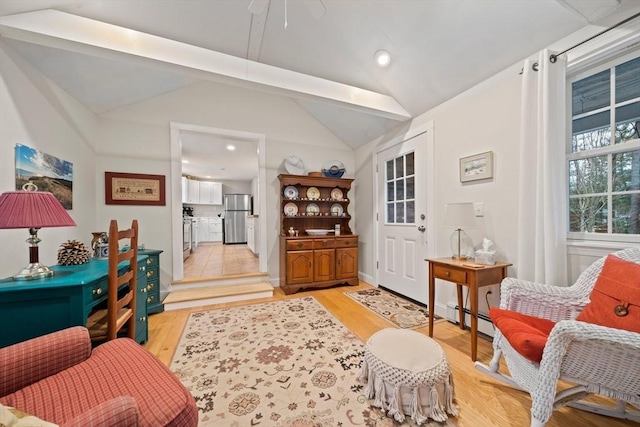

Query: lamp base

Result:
[449,229,473,260]
[13,263,55,281]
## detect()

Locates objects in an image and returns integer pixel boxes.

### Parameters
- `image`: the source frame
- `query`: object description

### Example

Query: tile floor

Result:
[183,242,259,279]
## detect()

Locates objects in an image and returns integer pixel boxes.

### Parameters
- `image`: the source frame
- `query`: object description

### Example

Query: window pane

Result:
[572,111,610,151]
[386,181,394,202]
[406,176,415,199]
[386,160,394,181]
[569,156,608,195]
[406,201,415,223]
[395,202,405,223]
[572,69,610,115]
[569,196,607,232]
[406,152,415,175]
[395,157,404,178]
[615,57,640,103]
[396,179,405,201]
[614,102,640,144]
[387,202,394,223]
[612,150,640,192]
[613,194,640,234]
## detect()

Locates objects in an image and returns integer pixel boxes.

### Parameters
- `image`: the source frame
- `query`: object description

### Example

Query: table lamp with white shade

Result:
[443,202,476,260]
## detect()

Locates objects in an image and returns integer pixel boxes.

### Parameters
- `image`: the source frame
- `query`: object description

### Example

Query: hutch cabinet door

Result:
[313,249,335,282]
[336,247,358,280]
[286,250,314,284]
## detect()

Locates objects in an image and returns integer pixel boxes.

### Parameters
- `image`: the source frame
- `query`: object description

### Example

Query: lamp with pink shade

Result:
[0,183,76,280]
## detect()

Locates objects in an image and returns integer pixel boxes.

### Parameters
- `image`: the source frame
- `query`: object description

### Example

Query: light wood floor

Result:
[183,242,259,279]
[145,281,637,427]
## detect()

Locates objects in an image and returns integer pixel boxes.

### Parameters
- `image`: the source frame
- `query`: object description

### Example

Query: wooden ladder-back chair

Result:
[475,247,640,426]
[86,219,139,342]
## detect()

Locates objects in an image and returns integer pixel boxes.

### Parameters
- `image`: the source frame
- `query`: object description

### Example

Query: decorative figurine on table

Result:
[92,232,109,259]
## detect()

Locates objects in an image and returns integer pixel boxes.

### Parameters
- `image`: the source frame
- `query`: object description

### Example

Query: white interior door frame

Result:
[170,121,267,280]
[373,120,435,288]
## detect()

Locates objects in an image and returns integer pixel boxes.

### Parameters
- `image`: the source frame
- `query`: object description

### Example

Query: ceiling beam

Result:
[0,9,411,121]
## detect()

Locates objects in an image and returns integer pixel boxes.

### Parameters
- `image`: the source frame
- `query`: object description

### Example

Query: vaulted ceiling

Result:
[1,0,637,179]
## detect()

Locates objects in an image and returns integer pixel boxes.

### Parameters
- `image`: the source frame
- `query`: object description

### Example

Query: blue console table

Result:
[0,256,149,348]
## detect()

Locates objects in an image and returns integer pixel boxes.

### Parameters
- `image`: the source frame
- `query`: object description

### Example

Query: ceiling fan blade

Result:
[248,0,269,15]
[303,0,326,20]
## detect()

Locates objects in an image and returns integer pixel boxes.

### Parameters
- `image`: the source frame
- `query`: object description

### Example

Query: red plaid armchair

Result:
[0,326,197,427]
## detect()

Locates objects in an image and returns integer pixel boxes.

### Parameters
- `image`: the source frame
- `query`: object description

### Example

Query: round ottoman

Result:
[357,328,458,425]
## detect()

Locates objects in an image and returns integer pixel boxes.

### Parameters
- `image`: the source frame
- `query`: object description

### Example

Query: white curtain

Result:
[517,49,568,285]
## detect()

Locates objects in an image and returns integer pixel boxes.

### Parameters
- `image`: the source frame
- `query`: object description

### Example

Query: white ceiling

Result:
[0,0,637,180]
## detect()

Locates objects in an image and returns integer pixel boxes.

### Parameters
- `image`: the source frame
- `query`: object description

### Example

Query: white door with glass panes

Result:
[376,126,434,304]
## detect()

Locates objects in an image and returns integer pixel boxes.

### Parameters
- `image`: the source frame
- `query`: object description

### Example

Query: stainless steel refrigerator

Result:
[223,194,251,244]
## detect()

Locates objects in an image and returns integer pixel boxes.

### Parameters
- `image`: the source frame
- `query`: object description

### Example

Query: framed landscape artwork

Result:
[460,151,494,183]
[15,144,73,209]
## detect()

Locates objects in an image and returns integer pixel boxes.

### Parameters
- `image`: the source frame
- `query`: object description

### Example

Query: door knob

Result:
[417,225,426,232]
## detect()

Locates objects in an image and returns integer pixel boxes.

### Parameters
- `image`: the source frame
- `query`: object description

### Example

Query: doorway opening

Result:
[170,122,267,282]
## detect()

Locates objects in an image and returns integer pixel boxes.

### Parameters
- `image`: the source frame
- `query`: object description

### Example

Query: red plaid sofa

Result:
[0,326,197,427]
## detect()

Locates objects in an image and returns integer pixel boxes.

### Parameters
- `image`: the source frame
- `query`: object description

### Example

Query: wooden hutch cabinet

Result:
[278,174,358,294]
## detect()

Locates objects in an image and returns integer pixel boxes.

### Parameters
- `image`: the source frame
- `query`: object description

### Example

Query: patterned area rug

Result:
[346,288,442,329]
[169,296,421,426]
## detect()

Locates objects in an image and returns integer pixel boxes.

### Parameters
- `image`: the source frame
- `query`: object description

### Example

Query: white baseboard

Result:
[446,301,495,338]
[359,272,374,285]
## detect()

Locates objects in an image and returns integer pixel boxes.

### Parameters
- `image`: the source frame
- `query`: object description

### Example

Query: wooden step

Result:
[171,272,268,289]
[163,281,274,311]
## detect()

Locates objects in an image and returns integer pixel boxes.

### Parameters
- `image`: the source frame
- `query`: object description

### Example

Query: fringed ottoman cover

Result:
[357,328,458,425]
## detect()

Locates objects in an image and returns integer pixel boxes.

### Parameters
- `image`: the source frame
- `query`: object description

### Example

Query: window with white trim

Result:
[568,53,640,240]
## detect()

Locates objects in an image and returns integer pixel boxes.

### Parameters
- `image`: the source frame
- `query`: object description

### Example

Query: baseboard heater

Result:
[446,302,495,338]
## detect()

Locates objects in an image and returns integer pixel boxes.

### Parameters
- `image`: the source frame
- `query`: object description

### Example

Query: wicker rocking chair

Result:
[475,247,640,427]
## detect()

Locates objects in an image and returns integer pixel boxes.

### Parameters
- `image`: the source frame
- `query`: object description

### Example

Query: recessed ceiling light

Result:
[182,160,189,164]
[226,145,236,151]
[374,49,391,67]
[205,176,212,178]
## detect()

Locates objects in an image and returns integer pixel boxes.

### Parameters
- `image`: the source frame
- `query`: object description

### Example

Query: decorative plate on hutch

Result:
[306,203,320,215]
[330,188,343,200]
[284,186,298,199]
[306,187,320,200]
[284,202,298,216]
[330,204,344,215]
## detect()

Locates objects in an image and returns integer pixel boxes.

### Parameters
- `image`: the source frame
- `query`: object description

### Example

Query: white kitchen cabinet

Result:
[181,177,188,204]
[198,218,209,243]
[246,216,258,255]
[186,179,200,204]
[199,181,223,205]
[197,217,223,242]
[210,217,223,242]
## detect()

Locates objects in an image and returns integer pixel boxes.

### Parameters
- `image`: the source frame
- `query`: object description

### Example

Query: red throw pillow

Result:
[489,307,556,363]
[576,254,640,333]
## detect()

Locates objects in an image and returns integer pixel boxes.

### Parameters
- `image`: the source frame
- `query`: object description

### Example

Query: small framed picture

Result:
[105,171,166,206]
[460,151,493,183]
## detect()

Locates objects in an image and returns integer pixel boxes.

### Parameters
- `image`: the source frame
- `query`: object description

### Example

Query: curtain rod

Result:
[550,11,640,63]
[520,11,640,73]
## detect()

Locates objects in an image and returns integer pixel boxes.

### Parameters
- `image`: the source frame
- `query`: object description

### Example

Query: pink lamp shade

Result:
[0,184,76,280]
[0,190,76,229]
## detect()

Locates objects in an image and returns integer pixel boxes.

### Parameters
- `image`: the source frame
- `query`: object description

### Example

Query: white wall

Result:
[355,62,524,318]
[0,43,98,277]
[98,81,355,286]
[354,8,640,320]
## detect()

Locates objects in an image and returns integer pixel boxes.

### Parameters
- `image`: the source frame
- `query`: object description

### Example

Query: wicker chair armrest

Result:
[0,327,91,397]
[531,320,640,422]
[499,278,586,321]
